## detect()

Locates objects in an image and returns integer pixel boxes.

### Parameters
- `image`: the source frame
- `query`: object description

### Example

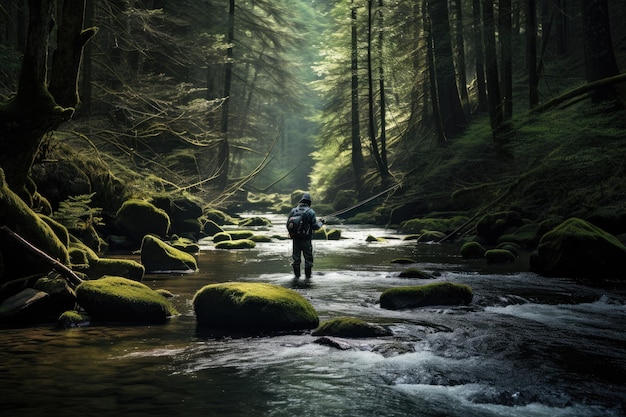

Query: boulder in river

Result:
[75,276,178,323]
[140,235,198,273]
[193,282,319,332]
[114,199,170,241]
[380,282,473,310]
[214,239,256,250]
[312,316,392,338]
[529,217,626,282]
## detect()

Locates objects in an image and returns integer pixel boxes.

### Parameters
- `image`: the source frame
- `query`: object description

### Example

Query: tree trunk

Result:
[351,0,365,192]
[452,0,470,117]
[366,0,386,180]
[426,11,447,147]
[378,0,389,182]
[218,0,235,189]
[581,0,620,101]
[482,0,502,132]
[499,0,512,119]
[0,0,95,197]
[472,0,488,113]
[527,0,539,108]
[430,0,466,137]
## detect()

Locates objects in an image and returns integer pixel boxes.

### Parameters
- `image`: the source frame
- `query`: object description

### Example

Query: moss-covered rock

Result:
[193,282,319,332]
[326,229,341,240]
[380,282,473,310]
[58,310,90,328]
[202,219,224,236]
[400,216,468,234]
[33,275,76,315]
[0,169,70,280]
[39,215,71,248]
[498,223,541,248]
[114,199,170,241]
[529,217,626,282]
[212,231,232,243]
[312,316,392,338]
[416,230,446,242]
[215,239,256,250]
[249,235,272,243]
[366,235,386,242]
[140,235,198,273]
[76,276,178,323]
[168,235,200,254]
[203,207,239,225]
[227,230,255,240]
[484,249,516,264]
[86,257,145,281]
[460,241,486,259]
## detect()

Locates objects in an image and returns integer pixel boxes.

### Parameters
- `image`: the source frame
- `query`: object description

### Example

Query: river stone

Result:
[215,239,256,250]
[114,199,170,241]
[460,241,486,259]
[0,288,51,325]
[312,316,392,338]
[85,257,145,281]
[140,235,198,273]
[193,282,319,332]
[75,276,178,323]
[380,282,473,310]
[529,217,626,282]
[484,249,515,264]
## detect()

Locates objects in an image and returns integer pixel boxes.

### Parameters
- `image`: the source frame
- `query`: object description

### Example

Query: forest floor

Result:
[382,99,626,227]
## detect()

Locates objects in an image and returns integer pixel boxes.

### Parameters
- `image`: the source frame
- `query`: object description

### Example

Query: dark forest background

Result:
[1,0,625,224]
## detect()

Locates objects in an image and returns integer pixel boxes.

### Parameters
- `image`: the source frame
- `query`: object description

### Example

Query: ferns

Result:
[51,193,103,231]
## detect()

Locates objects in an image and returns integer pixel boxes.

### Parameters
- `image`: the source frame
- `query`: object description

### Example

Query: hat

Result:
[299,193,312,204]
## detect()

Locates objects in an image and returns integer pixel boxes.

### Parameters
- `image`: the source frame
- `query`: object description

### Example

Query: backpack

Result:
[287,206,311,239]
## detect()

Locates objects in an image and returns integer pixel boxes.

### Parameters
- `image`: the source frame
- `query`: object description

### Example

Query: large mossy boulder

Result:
[529,217,626,282]
[85,258,145,281]
[114,199,170,241]
[380,282,473,310]
[215,239,256,250]
[75,276,178,323]
[193,282,319,332]
[140,235,198,273]
[0,169,69,280]
[312,316,391,338]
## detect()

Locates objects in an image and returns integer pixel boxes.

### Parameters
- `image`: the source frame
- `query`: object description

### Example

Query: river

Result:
[1,213,625,417]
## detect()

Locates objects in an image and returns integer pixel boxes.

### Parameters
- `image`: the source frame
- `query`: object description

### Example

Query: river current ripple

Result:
[0,213,624,417]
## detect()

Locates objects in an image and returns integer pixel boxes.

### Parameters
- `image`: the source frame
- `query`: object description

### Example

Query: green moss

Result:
[212,231,232,243]
[312,316,392,338]
[114,199,170,240]
[76,276,178,323]
[238,216,272,227]
[203,207,238,225]
[380,282,473,310]
[484,249,516,264]
[39,215,70,248]
[460,241,486,259]
[416,230,446,242]
[227,230,255,240]
[0,169,70,273]
[399,216,468,234]
[58,310,91,328]
[249,235,272,243]
[193,282,319,331]
[215,239,256,250]
[86,257,145,281]
[140,235,198,272]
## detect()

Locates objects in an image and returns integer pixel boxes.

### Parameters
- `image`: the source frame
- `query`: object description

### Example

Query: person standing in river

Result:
[286,192,325,279]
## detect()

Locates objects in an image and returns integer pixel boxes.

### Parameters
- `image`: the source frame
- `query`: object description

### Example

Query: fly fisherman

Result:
[286,193,325,279]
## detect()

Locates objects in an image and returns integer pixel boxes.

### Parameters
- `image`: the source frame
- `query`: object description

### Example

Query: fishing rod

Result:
[322,183,402,219]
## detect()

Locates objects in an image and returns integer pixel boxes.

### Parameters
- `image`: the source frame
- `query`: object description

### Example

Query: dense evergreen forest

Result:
[0,0,625,226]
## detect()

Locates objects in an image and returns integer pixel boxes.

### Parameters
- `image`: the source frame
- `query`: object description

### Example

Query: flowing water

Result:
[1,213,625,417]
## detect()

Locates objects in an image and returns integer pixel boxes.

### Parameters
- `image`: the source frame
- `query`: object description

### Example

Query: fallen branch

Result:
[0,226,83,288]
[530,72,626,114]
